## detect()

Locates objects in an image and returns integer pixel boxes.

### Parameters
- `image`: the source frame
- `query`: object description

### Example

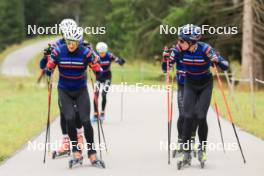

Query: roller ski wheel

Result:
[69,154,83,169]
[176,152,191,170]
[91,159,106,169]
[198,149,207,169]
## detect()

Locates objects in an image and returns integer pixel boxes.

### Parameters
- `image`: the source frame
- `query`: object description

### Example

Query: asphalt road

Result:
[0,38,57,76]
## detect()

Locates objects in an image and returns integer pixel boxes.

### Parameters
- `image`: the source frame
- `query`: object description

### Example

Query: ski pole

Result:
[169,67,174,160]
[120,65,124,121]
[170,67,174,122]
[43,74,53,163]
[212,64,246,163]
[166,57,172,165]
[88,69,108,157]
[212,90,225,153]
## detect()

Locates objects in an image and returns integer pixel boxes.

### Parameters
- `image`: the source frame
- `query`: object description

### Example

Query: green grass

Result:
[213,87,264,139]
[111,60,165,85]
[0,76,58,161]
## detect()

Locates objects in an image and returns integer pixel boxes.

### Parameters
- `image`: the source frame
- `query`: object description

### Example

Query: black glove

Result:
[43,44,52,56]
[117,57,126,66]
[83,40,91,48]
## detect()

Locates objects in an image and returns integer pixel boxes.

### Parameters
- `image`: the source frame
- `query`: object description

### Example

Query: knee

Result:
[183,112,193,120]
[196,113,207,121]
[197,118,207,126]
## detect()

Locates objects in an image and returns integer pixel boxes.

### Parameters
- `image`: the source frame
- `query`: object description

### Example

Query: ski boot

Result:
[69,151,83,169]
[91,112,98,123]
[190,136,197,158]
[89,154,106,169]
[52,137,71,159]
[198,147,207,169]
[177,151,192,170]
[172,138,183,158]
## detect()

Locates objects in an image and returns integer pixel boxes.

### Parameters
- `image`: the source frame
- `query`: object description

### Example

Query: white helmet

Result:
[59,19,77,34]
[63,26,83,42]
[96,42,108,53]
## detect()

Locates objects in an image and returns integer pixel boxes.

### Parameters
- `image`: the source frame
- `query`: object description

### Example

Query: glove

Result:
[117,57,126,66]
[89,63,102,72]
[207,48,219,63]
[43,45,52,56]
[83,40,91,48]
[162,47,170,60]
[162,47,172,73]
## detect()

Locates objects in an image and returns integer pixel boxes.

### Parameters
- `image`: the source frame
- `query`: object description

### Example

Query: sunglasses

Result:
[178,39,186,44]
[66,40,79,46]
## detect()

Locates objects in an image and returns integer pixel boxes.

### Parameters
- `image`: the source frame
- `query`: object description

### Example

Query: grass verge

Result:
[0,76,58,162]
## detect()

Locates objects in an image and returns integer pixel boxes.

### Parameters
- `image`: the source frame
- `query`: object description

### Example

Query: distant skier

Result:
[91,42,125,122]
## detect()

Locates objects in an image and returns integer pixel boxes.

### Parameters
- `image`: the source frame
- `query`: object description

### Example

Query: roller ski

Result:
[52,137,71,159]
[69,152,83,169]
[198,147,207,169]
[91,159,106,168]
[89,154,106,169]
[177,151,192,170]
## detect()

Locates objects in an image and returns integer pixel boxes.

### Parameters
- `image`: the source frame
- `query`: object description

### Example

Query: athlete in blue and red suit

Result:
[45,26,105,167]
[91,42,125,122]
[162,46,198,157]
[40,19,88,158]
[162,24,229,167]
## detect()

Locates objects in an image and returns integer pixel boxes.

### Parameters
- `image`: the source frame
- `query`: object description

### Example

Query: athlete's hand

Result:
[162,47,170,60]
[43,44,52,56]
[117,57,126,66]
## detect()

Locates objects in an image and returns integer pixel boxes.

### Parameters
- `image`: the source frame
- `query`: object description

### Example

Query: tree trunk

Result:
[241,0,254,79]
